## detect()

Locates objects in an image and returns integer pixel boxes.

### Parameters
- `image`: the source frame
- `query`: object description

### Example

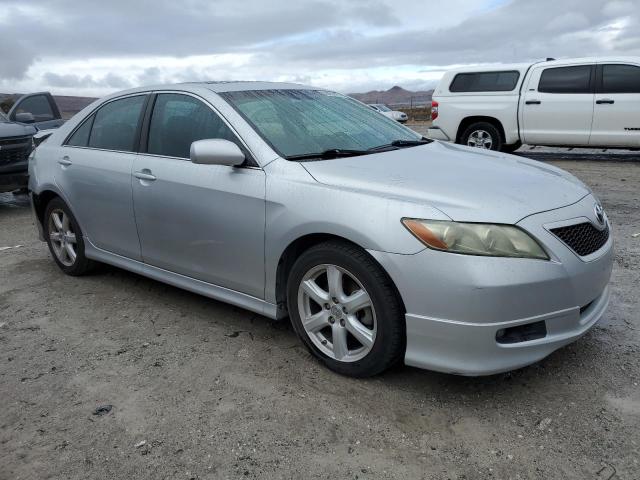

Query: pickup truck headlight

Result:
[402,219,549,260]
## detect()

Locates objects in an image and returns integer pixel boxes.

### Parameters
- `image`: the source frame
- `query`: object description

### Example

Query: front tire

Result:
[44,198,95,276]
[287,241,405,377]
[460,122,502,151]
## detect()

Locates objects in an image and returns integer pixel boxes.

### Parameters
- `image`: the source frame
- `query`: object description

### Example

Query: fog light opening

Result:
[496,321,547,344]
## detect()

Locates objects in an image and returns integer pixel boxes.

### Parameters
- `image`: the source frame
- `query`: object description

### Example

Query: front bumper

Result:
[0,171,28,193]
[368,194,614,375]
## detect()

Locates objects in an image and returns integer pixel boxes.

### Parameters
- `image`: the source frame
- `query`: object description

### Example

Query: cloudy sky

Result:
[1,0,638,96]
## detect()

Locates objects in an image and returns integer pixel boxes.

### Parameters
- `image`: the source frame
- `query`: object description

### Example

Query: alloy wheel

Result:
[297,264,377,362]
[467,129,493,149]
[48,209,77,267]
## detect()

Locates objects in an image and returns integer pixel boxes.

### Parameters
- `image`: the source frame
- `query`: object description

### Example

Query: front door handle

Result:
[134,170,157,181]
[525,100,542,105]
[58,156,72,166]
[596,99,615,105]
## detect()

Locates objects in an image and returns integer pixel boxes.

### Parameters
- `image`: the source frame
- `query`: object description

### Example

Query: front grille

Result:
[550,222,609,256]
[0,135,31,147]
[0,136,32,167]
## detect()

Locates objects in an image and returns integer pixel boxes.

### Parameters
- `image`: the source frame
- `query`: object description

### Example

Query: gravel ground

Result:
[1,159,639,480]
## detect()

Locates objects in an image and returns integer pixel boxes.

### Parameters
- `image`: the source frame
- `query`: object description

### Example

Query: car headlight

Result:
[402,219,549,260]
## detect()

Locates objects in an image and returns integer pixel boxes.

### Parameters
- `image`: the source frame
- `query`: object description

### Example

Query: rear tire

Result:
[44,198,96,276]
[287,240,405,377]
[460,122,502,151]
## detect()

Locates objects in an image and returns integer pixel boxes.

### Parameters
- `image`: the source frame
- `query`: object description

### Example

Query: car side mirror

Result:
[15,112,35,124]
[190,139,245,167]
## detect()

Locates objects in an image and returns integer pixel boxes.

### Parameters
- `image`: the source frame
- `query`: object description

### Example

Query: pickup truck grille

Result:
[550,222,609,257]
[0,136,32,167]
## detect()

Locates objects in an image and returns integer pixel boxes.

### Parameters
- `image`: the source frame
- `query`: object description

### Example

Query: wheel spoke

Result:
[50,232,62,243]
[61,214,70,231]
[64,243,77,262]
[66,232,77,244]
[331,325,349,360]
[304,310,330,333]
[302,279,329,306]
[342,289,370,313]
[52,212,63,231]
[345,315,374,348]
[326,265,344,300]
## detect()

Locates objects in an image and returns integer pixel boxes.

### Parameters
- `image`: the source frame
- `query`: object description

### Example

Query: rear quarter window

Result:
[449,71,520,93]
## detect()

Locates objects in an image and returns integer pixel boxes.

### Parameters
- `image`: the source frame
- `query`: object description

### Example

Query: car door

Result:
[521,64,595,146]
[131,92,266,298]
[8,92,64,130]
[57,94,148,260]
[589,63,640,148]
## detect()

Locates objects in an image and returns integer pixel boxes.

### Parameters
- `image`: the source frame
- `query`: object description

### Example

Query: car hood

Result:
[0,121,37,138]
[301,141,590,224]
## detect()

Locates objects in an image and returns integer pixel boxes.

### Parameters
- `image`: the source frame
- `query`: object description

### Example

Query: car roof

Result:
[100,81,323,101]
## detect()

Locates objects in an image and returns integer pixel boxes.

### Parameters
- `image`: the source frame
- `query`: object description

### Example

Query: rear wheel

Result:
[287,241,405,377]
[44,198,95,276]
[460,122,502,151]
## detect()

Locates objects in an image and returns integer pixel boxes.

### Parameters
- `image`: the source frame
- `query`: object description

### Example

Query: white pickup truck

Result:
[427,57,640,152]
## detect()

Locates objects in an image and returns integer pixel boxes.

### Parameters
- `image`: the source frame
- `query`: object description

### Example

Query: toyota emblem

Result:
[594,203,605,226]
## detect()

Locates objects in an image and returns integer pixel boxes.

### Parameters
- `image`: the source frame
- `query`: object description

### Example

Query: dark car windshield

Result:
[0,110,8,123]
[221,89,420,159]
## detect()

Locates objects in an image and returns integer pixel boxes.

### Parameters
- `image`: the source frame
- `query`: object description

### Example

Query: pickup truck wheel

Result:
[460,122,502,151]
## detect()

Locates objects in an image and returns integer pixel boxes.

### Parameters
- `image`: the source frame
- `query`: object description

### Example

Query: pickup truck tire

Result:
[460,122,502,151]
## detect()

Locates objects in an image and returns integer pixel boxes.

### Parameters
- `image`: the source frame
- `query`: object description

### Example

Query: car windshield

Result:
[0,111,8,122]
[222,90,420,159]
[374,104,391,112]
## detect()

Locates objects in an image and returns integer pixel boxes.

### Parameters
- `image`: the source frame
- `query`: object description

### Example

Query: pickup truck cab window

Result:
[600,64,640,94]
[12,94,55,122]
[538,65,593,94]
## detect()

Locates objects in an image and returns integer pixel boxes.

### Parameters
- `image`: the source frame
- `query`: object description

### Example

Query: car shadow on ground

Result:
[85,259,611,400]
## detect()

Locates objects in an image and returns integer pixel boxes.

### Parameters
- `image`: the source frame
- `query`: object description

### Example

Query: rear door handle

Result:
[525,100,542,105]
[58,156,72,166]
[134,170,157,181]
[596,99,615,105]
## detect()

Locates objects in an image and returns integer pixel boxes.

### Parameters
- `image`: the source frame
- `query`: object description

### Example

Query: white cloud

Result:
[0,0,638,96]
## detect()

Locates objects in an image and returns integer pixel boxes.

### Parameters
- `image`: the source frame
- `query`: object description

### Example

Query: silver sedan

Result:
[29,82,613,377]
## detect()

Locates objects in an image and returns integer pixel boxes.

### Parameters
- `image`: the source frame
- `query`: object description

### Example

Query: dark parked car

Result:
[0,92,64,193]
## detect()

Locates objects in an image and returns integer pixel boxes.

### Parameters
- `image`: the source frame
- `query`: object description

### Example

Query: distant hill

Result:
[349,86,433,108]
[0,93,97,120]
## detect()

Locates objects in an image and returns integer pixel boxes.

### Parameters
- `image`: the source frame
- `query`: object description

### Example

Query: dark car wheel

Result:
[460,122,503,151]
[44,197,95,276]
[287,240,405,377]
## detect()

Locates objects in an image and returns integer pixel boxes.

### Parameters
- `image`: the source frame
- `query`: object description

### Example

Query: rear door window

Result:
[66,115,94,147]
[600,64,640,94]
[147,93,242,159]
[449,71,520,92]
[538,66,593,94]
[88,95,146,152]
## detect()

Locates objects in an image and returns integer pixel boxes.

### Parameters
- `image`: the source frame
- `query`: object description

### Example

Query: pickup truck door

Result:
[8,92,65,130]
[589,63,640,148]
[521,64,595,146]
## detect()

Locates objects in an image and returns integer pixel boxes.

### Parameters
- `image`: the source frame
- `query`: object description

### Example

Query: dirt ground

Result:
[1,159,639,480]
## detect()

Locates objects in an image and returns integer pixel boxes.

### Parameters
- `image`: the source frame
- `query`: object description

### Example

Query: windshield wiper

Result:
[368,138,432,152]
[286,148,371,161]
